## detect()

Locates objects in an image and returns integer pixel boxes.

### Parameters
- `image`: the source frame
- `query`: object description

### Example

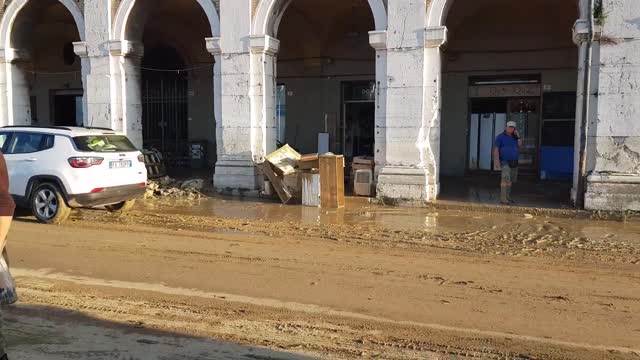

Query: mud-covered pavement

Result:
[4,198,640,359]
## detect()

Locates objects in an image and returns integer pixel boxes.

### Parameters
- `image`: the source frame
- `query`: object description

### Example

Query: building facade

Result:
[0,0,638,210]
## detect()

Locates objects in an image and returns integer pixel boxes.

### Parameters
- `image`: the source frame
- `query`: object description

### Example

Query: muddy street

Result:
[4,199,640,359]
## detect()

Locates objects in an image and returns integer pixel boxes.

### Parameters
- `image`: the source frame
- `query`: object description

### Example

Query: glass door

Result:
[508,98,540,174]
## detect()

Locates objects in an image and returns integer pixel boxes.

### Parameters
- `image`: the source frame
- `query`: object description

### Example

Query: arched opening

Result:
[275,0,377,190]
[122,0,216,170]
[438,0,580,206]
[8,0,83,126]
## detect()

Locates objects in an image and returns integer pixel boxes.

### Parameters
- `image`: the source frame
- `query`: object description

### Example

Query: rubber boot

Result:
[507,185,515,204]
[500,185,510,205]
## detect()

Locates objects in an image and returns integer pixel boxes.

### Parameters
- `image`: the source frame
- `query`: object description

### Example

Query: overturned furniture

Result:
[259,144,302,204]
[259,145,345,208]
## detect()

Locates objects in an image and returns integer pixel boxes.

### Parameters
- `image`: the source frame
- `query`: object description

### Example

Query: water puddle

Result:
[137,197,640,246]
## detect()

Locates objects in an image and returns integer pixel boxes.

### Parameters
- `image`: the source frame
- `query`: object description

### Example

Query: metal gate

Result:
[141,71,190,168]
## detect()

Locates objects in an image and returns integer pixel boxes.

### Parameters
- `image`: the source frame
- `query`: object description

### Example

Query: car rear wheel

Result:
[31,183,71,224]
[105,200,136,213]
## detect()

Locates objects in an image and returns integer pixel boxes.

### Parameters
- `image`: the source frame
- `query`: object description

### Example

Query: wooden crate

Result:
[319,155,345,208]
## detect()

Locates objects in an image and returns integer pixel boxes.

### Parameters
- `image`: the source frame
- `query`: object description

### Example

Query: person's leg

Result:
[500,164,512,204]
[509,167,518,202]
[0,216,12,359]
[0,218,10,253]
[0,309,5,359]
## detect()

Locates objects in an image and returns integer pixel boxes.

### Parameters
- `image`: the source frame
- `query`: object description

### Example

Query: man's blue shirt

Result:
[495,133,519,161]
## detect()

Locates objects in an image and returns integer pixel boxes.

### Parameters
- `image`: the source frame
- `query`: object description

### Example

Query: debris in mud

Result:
[145,176,207,199]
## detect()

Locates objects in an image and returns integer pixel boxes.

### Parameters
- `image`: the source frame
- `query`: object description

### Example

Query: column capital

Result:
[249,35,280,55]
[73,41,89,58]
[0,48,31,63]
[423,26,448,48]
[108,40,144,58]
[369,30,387,50]
[573,19,602,45]
[206,37,222,56]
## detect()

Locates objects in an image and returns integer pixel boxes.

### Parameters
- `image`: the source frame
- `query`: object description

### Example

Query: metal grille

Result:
[142,71,190,168]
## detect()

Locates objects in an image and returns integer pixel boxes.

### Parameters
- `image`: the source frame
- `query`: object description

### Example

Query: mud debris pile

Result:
[145,176,207,199]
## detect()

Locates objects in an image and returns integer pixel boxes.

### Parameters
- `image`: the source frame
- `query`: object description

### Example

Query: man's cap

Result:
[506,121,517,128]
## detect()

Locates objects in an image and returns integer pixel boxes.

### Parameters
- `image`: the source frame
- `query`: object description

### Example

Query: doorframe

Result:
[340,80,376,156]
[464,75,544,176]
[49,88,84,127]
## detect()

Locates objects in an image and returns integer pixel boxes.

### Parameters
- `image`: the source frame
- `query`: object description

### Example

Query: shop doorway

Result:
[141,46,190,168]
[467,77,542,175]
[342,81,375,159]
[438,0,579,207]
[52,90,83,127]
[117,0,217,171]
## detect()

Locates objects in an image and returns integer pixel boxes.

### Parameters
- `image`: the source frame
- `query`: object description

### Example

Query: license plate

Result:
[109,160,132,169]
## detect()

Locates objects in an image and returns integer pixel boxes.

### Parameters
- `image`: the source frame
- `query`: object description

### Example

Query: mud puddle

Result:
[63,196,640,265]
[136,197,640,243]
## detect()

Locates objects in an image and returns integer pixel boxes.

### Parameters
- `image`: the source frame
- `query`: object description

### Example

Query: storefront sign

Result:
[344,82,376,102]
[468,84,541,98]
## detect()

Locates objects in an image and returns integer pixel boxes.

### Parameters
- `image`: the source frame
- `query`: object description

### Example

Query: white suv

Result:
[0,126,147,224]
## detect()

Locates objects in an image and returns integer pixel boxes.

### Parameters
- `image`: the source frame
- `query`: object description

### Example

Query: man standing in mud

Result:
[494,121,522,205]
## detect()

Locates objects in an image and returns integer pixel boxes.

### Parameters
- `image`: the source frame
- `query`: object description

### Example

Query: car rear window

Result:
[73,135,137,152]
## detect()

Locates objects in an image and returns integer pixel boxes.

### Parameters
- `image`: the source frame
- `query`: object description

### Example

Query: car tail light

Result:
[90,188,105,193]
[137,154,145,163]
[139,182,146,187]
[69,157,104,168]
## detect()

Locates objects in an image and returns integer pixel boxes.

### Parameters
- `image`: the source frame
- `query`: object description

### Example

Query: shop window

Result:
[276,84,287,145]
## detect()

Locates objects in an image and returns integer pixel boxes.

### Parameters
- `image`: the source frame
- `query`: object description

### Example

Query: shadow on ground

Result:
[4,304,317,360]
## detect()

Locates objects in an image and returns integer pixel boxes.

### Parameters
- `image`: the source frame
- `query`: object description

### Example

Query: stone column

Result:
[375,0,446,202]
[249,35,279,159]
[109,40,144,148]
[206,37,223,161]
[582,0,640,211]
[73,41,90,127]
[369,30,388,176]
[0,48,32,126]
[422,26,448,200]
[0,51,8,126]
[213,0,261,195]
[82,0,117,131]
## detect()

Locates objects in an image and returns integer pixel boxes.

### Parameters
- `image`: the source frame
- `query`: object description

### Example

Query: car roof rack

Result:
[83,126,115,131]
[1,125,72,131]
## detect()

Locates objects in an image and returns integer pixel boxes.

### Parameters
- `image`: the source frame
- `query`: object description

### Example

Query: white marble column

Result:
[581,0,640,211]
[73,41,90,127]
[213,0,262,194]
[0,52,8,126]
[249,35,279,160]
[82,0,117,131]
[369,30,388,176]
[0,48,32,126]
[109,40,144,148]
[206,37,223,161]
[375,0,447,202]
[422,26,448,200]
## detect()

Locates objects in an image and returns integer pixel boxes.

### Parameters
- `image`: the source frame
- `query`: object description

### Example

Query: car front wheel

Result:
[31,183,71,224]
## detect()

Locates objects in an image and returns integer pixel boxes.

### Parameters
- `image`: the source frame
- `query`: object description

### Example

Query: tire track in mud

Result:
[12,269,640,360]
[72,209,640,265]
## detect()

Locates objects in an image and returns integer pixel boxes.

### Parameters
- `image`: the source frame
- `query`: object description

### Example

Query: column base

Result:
[584,174,640,211]
[376,166,439,202]
[213,159,262,197]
